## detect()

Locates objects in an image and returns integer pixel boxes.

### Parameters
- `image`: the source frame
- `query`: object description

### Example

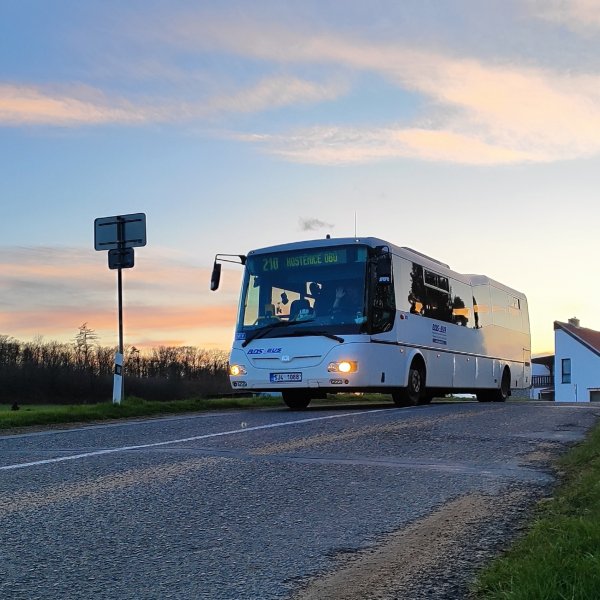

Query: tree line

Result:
[0,325,232,404]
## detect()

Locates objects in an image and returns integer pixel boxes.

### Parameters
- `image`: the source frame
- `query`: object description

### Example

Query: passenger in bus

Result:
[309,282,325,316]
[289,298,311,320]
[332,284,362,315]
[309,282,334,317]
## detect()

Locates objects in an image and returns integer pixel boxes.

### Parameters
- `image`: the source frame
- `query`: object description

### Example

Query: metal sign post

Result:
[94,213,146,404]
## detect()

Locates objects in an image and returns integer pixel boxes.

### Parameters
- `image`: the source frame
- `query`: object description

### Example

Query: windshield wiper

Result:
[241,319,314,347]
[286,330,344,343]
[242,321,344,348]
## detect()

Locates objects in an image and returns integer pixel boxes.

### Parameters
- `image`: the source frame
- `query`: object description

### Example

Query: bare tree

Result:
[73,323,98,372]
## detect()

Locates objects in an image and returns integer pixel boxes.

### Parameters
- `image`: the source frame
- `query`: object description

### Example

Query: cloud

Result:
[160,16,600,164]
[7,12,600,163]
[299,217,334,231]
[242,125,533,165]
[244,59,600,165]
[0,74,346,127]
[526,0,600,31]
[206,76,347,115]
[0,246,239,349]
[0,85,158,126]
[0,304,236,333]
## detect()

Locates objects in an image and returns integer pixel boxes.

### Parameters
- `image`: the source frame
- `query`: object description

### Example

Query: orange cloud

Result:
[0,245,241,350]
[206,75,348,115]
[0,73,346,127]
[527,0,600,30]
[244,125,533,165]
[0,304,237,348]
[164,17,600,164]
[0,304,236,330]
[0,85,156,126]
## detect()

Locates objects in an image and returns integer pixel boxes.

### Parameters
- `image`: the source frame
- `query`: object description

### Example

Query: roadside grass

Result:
[0,393,525,431]
[0,395,282,429]
[473,419,600,599]
[0,393,393,430]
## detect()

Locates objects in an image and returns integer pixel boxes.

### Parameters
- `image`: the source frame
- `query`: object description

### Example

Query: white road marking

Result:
[1,408,389,471]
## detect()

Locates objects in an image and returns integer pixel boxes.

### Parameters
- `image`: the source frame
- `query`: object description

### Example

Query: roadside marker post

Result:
[113,351,124,404]
[94,213,147,404]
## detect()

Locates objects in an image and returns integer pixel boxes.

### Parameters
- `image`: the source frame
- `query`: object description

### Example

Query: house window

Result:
[561,358,571,384]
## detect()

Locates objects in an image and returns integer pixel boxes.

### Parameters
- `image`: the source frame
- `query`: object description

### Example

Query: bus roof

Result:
[246,237,526,299]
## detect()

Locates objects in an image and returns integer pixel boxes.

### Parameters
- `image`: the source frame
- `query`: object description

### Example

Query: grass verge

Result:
[0,393,393,431]
[473,419,600,599]
[0,395,283,430]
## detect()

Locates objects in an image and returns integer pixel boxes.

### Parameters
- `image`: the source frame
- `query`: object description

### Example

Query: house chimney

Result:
[568,317,580,327]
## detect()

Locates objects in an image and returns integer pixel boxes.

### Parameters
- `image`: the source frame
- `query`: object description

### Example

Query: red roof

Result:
[554,321,600,357]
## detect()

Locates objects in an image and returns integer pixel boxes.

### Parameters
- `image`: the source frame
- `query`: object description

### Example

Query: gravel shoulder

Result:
[290,441,566,600]
[290,487,539,600]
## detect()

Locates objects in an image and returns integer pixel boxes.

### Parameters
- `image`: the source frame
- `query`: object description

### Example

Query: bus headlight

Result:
[229,364,247,376]
[327,361,357,373]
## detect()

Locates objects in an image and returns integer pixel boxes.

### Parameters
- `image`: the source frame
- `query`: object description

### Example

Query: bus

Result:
[210,237,531,409]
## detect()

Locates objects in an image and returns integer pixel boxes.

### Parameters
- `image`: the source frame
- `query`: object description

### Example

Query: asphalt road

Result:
[1,400,599,600]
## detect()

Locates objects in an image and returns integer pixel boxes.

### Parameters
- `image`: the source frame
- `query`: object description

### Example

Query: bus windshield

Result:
[237,245,369,335]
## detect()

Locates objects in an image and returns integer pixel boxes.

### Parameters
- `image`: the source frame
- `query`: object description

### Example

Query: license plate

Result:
[270,372,302,383]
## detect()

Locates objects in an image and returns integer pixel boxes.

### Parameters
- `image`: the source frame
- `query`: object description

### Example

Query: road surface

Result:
[1,400,598,599]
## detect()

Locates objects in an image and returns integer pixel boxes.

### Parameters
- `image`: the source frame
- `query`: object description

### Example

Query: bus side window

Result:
[408,261,426,314]
[371,258,396,333]
[450,279,473,327]
[424,269,452,323]
[472,284,492,328]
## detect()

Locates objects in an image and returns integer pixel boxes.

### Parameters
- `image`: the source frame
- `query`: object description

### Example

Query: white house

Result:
[554,318,600,403]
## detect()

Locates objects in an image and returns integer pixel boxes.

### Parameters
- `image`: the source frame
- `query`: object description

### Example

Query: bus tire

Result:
[282,391,311,410]
[477,368,511,403]
[392,361,425,406]
[492,368,510,403]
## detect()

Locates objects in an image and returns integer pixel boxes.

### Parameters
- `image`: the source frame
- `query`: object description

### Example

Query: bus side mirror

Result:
[376,254,392,285]
[210,262,222,291]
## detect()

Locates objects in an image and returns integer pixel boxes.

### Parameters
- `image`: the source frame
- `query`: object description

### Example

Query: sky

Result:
[1,0,599,356]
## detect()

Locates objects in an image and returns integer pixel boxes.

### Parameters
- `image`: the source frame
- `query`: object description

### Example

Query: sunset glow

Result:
[2,1,599,356]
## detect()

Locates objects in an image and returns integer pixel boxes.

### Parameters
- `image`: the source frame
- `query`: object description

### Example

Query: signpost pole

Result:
[117,216,125,357]
[112,267,124,404]
[117,266,124,355]
[113,216,125,405]
[95,212,146,406]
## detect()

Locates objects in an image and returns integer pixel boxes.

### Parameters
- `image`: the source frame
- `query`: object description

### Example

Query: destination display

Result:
[251,248,349,273]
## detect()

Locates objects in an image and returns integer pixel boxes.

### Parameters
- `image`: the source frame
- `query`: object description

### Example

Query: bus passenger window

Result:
[452,297,469,326]
[472,284,492,328]
[424,269,452,322]
[409,293,424,315]
[450,280,473,327]
[372,289,395,331]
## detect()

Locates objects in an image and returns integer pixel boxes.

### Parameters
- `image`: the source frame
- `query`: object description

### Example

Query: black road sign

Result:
[108,247,135,270]
[94,213,147,250]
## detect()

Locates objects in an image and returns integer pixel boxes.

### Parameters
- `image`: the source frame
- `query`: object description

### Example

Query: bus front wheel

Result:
[392,362,425,406]
[282,391,311,410]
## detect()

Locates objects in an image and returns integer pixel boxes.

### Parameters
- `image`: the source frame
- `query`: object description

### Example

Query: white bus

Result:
[211,237,531,409]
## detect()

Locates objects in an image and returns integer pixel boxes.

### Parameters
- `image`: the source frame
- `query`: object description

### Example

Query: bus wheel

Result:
[392,362,425,406]
[282,391,311,410]
[492,368,510,403]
